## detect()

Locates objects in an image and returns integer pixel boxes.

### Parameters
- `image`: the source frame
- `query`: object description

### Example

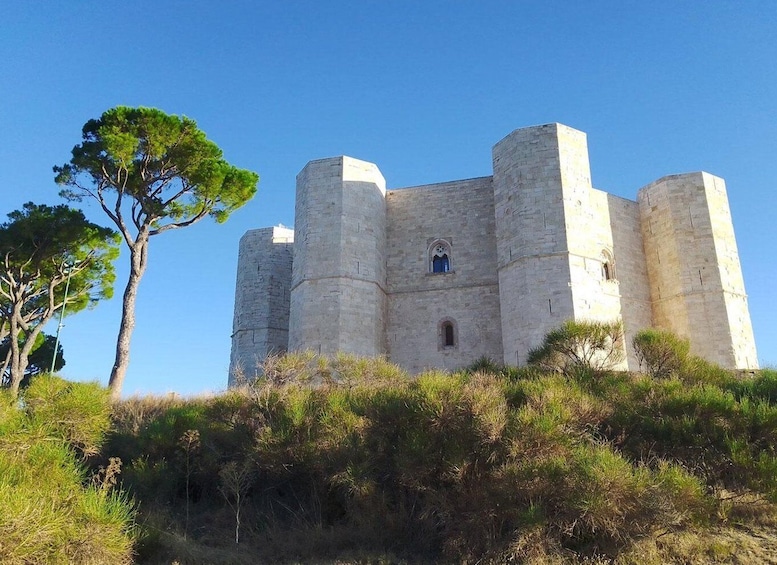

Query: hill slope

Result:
[102,354,777,564]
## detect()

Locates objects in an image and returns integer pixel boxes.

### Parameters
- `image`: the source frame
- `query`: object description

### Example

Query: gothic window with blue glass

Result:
[430,241,451,273]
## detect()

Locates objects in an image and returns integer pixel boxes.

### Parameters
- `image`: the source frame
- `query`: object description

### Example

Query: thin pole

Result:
[50,265,72,374]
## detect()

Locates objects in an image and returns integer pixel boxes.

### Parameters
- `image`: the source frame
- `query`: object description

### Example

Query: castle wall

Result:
[606,193,654,368]
[230,122,759,384]
[229,226,294,385]
[289,156,388,357]
[567,188,620,328]
[385,177,503,372]
[638,173,758,369]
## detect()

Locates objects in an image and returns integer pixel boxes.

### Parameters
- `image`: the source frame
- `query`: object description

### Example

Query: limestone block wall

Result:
[564,188,625,369]
[639,178,689,337]
[567,188,618,317]
[229,226,294,385]
[289,156,388,357]
[606,193,654,368]
[492,123,580,365]
[638,173,758,369]
[385,177,503,371]
[702,175,758,369]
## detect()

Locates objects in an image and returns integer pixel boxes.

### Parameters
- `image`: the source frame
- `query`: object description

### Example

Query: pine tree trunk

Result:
[108,237,148,399]
[9,348,21,398]
[8,305,23,398]
[11,348,31,397]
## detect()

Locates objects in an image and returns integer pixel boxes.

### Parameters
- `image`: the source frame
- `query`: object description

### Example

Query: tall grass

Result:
[0,376,135,564]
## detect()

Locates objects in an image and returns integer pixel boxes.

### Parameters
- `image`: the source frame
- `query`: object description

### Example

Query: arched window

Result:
[439,318,457,349]
[601,249,616,281]
[429,240,452,274]
[443,322,455,347]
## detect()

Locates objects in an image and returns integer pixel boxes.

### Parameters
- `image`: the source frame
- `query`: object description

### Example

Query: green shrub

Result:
[0,377,134,564]
[632,328,690,378]
[250,351,411,391]
[513,374,611,448]
[726,368,777,404]
[751,369,777,403]
[527,319,625,373]
[679,355,733,386]
[464,355,505,375]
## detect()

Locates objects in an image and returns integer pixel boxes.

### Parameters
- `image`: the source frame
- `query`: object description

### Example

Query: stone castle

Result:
[229,123,758,383]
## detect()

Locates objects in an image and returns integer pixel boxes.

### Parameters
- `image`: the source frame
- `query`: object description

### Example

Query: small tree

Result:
[0,203,118,397]
[527,319,625,373]
[219,460,254,544]
[55,106,259,398]
[632,328,690,379]
[178,428,200,540]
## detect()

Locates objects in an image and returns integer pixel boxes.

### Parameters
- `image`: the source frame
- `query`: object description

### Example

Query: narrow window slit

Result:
[444,323,454,347]
[440,319,457,349]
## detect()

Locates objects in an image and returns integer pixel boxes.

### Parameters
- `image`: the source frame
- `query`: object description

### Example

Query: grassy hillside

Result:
[99,354,777,564]
[0,376,135,564]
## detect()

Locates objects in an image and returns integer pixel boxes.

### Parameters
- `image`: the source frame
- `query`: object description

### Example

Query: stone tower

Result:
[638,173,758,368]
[288,156,388,357]
[492,123,656,369]
[229,226,293,384]
[493,124,598,365]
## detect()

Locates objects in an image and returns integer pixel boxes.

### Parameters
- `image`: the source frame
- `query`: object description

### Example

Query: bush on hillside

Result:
[679,354,733,386]
[632,328,690,379]
[259,350,408,388]
[527,319,625,373]
[726,368,777,403]
[595,369,777,502]
[23,375,114,456]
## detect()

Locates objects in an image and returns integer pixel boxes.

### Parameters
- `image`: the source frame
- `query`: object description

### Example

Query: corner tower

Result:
[639,173,758,369]
[492,123,596,365]
[229,226,294,384]
[288,156,388,357]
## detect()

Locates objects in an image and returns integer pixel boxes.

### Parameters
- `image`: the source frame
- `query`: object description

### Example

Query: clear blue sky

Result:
[1,1,775,396]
